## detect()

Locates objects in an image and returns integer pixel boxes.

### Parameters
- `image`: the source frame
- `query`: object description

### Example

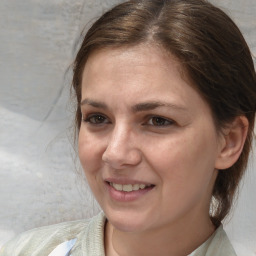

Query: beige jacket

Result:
[0,212,237,256]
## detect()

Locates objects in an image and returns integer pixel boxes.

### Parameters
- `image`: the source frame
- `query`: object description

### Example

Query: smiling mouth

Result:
[108,182,155,192]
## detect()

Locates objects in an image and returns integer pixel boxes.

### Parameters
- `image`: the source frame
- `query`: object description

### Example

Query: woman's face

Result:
[79,45,223,233]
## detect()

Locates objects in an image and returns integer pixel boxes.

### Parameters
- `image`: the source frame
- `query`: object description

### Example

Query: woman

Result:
[1,0,255,255]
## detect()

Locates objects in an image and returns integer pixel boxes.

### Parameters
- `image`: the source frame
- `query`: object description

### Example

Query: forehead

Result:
[81,44,187,94]
[80,44,210,114]
[83,44,184,77]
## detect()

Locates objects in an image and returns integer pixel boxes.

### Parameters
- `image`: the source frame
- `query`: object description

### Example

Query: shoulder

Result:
[192,225,238,256]
[0,212,105,256]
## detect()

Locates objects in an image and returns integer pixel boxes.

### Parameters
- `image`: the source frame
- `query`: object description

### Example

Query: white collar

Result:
[48,238,77,256]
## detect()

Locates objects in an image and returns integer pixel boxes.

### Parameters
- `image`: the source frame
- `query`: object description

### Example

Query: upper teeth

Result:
[110,183,150,192]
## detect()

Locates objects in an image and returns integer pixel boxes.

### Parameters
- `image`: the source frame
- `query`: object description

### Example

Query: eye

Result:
[147,116,174,126]
[83,114,109,125]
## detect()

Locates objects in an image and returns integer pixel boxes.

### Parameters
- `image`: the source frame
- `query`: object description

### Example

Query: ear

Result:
[215,116,249,170]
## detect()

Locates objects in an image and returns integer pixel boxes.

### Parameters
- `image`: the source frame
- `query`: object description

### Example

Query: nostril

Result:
[102,153,108,163]
[102,142,142,168]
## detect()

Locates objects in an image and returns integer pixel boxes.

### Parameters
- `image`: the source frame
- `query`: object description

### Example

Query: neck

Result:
[105,214,215,256]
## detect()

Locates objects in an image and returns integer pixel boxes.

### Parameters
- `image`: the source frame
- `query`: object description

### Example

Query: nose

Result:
[102,125,142,169]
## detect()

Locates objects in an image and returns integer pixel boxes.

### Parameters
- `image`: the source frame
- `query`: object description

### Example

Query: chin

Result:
[111,219,146,233]
[105,210,150,233]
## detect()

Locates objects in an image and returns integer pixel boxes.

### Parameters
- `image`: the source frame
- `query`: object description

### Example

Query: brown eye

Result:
[84,114,109,124]
[148,116,174,126]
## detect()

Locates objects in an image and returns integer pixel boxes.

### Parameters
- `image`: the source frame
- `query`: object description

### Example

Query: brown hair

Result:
[72,0,256,226]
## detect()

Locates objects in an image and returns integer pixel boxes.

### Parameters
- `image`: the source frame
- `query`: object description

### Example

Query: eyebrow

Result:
[132,101,187,112]
[80,99,108,109]
[80,98,187,112]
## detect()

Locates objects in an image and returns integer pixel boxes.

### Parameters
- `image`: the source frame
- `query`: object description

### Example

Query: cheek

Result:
[78,129,103,173]
[147,129,218,186]
[78,130,106,199]
[145,135,190,174]
[171,134,218,198]
[150,133,218,214]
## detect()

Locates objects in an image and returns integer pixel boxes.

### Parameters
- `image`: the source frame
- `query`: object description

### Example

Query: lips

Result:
[105,179,155,202]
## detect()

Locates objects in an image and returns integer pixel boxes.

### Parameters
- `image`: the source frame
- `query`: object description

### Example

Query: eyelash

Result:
[146,116,174,126]
[82,113,175,127]
[83,113,109,125]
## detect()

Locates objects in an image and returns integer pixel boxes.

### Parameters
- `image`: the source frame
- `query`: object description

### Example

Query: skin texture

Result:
[78,45,246,255]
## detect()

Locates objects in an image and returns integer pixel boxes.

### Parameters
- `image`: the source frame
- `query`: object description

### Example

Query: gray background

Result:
[0,0,255,255]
